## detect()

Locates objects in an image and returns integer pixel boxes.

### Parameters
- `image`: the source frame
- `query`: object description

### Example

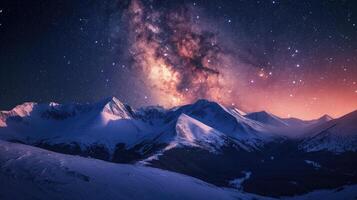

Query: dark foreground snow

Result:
[1,140,357,200]
[0,140,259,200]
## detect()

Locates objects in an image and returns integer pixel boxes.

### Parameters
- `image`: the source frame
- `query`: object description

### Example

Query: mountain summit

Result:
[0,97,357,198]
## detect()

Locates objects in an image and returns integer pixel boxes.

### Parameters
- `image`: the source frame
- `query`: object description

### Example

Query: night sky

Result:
[1,0,357,119]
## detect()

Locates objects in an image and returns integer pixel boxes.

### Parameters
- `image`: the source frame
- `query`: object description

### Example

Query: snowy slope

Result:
[138,112,268,165]
[0,140,264,200]
[138,114,228,164]
[173,114,226,151]
[309,114,333,124]
[285,185,357,200]
[0,98,281,160]
[1,98,357,199]
[1,140,357,200]
[0,97,163,153]
[246,111,289,127]
[1,97,349,159]
[300,110,357,152]
[246,111,332,129]
[244,111,334,138]
[1,97,355,156]
[172,100,280,142]
[159,113,260,153]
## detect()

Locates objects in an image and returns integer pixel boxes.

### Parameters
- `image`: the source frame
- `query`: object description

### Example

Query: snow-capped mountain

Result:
[245,111,289,127]
[1,97,357,198]
[0,97,355,156]
[170,114,227,152]
[0,98,278,161]
[0,97,159,154]
[170,100,281,144]
[244,111,333,138]
[300,110,357,153]
[245,111,333,128]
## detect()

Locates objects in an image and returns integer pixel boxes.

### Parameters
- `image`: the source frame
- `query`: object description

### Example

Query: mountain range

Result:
[0,97,356,199]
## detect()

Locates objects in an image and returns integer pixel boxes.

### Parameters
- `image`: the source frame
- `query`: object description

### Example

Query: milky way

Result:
[1,0,357,120]
[119,0,357,119]
[123,0,241,107]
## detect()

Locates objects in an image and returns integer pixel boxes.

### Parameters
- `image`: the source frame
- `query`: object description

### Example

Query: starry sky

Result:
[0,0,357,120]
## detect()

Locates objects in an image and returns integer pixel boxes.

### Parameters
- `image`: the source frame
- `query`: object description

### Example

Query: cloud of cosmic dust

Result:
[123,0,241,107]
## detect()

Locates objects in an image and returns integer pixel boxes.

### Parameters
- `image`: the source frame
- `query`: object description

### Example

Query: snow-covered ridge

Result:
[0,97,147,152]
[99,97,134,125]
[173,99,273,140]
[246,111,289,127]
[0,102,37,127]
[0,98,248,158]
[173,114,226,151]
[0,97,355,154]
[0,97,133,126]
[300,110,357,152]
[1,98,357,199]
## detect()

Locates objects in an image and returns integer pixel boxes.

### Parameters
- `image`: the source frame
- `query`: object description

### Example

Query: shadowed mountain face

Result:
[0,97,356,197]
[245,111,290,127]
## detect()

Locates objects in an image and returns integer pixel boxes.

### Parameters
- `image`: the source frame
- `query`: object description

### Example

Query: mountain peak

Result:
[246,111,288,127]
[231,108,247,116]
[252,111,271,116]
[318,114,333,122]
[174,114,225,151]
[188,99,230,114]
[247,111,278,119]
[100,96,122,105]
[192,99,221,107]
[10,102,37,117]
[99,97,133,123]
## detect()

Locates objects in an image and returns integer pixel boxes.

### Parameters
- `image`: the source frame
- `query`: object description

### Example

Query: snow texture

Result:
[0,140,248,200]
